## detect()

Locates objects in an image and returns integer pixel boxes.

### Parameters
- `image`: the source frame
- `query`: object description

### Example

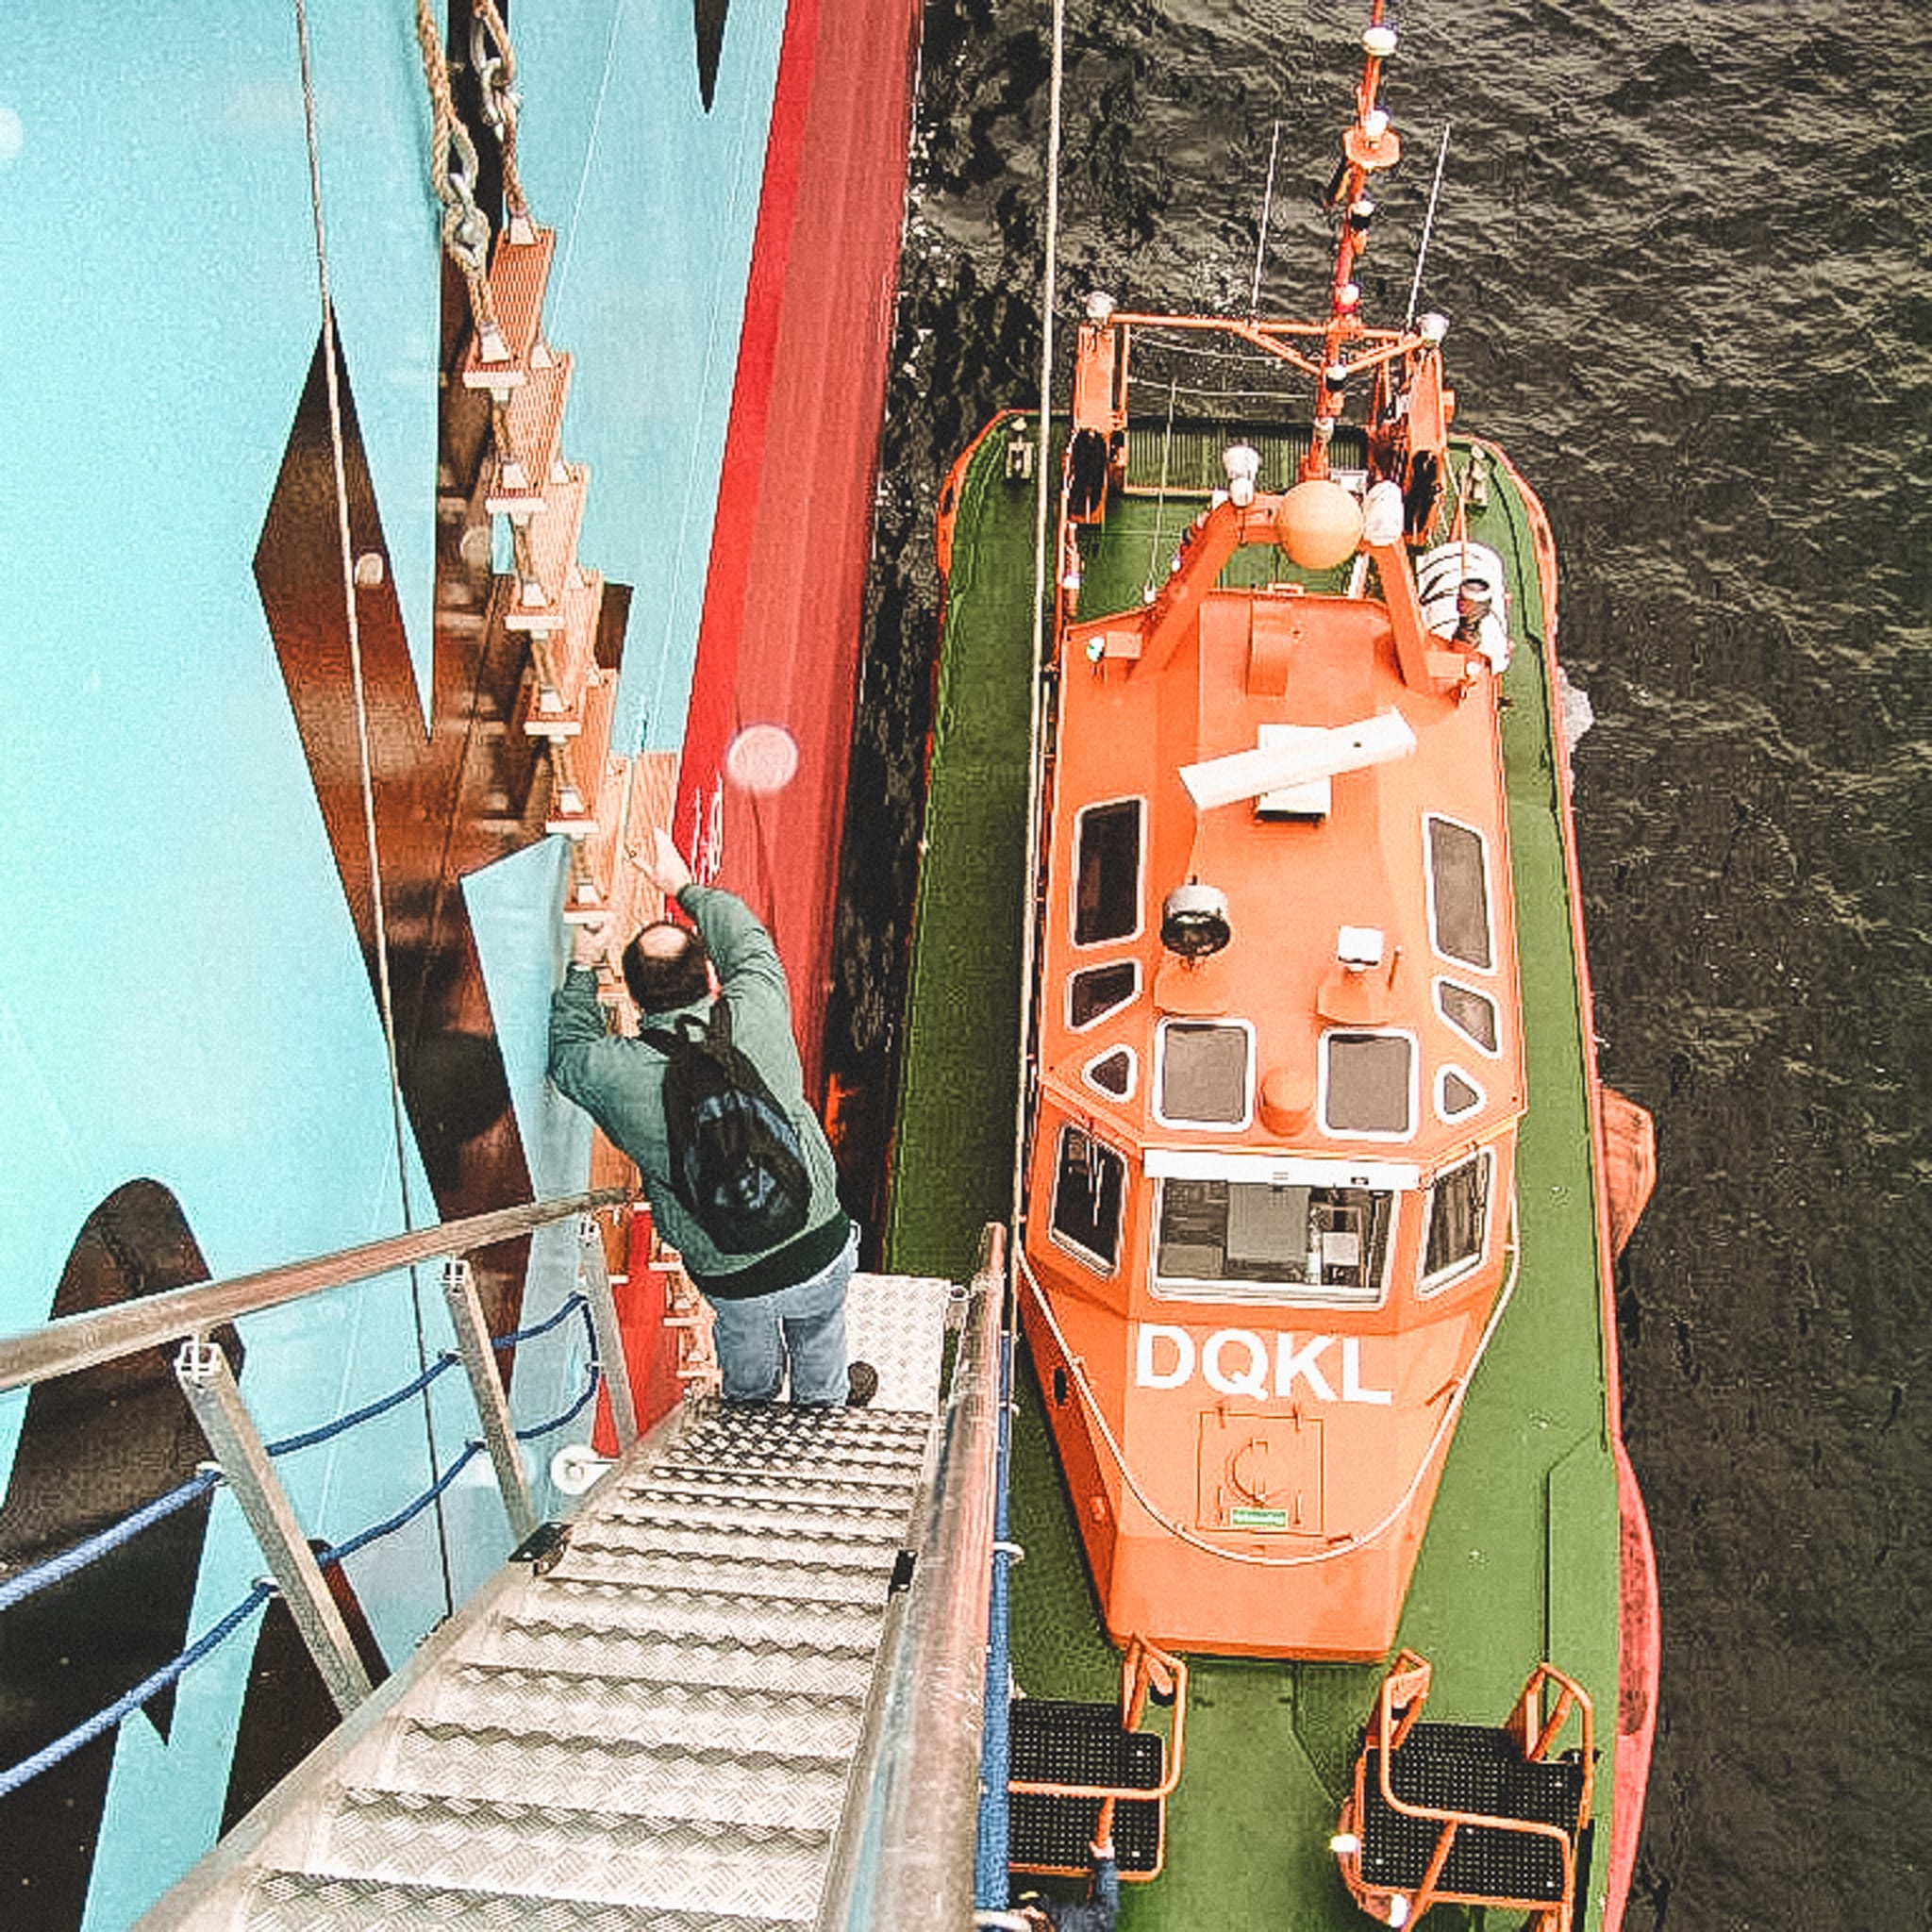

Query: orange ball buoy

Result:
[1276,478,1364,570]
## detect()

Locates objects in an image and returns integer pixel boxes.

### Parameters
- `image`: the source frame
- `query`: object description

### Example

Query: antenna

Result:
[1249,118,1283,317]
[1406,122,1453,327]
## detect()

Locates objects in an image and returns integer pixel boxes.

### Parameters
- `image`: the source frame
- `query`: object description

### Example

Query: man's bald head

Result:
[622,921,710,1011]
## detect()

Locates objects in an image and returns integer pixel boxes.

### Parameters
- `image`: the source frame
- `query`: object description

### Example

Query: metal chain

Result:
[471,0,529,231]
[413,0,504,354]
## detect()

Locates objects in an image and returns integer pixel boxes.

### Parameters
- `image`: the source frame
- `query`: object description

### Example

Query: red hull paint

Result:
[1612,1437,1661,1929]
[591,1208,688,1453]
[679,0,919,1097]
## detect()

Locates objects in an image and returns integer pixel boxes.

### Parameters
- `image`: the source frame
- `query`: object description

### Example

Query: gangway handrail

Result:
[0,1186,627,1393]
[816,1221,1008,1932]
[2,1191,632,1793]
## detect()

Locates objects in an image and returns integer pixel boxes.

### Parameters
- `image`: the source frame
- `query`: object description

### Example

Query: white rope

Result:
[1130,333,1299,370]
[1012,0,1069,1241]
[1015,1196,1522,1569]
[295,0,453,1611]
[555,0,629,322]
[1141,378,1178,600]
[294,0,414,1238]
[1149,378,1303,404]
[1405,121,1453,328]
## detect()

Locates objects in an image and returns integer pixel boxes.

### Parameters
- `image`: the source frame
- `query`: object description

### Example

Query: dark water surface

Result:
[831,1,1932,1924]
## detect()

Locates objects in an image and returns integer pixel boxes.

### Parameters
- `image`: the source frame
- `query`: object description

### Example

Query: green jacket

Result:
[548,885,848,1295]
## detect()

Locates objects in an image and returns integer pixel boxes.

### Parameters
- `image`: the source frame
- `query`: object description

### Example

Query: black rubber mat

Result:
[1008,1699,1165,1874]
[1358,1724,1585,1903]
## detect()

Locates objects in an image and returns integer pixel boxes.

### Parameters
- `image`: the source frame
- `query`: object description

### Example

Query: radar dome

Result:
[1277,479,1363,570]
[1160,882,1231,960]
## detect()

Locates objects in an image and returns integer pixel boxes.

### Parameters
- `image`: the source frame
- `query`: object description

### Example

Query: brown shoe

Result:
[846,1360,879,1407]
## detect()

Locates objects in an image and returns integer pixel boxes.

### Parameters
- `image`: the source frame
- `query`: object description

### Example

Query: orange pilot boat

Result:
[1017,40,1543,1663]
[1024,465,1532,1658]
[900,4,1659,1925]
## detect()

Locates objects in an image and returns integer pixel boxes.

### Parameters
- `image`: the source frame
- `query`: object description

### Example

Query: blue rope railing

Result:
[974,1311,1021,1907]
[310,1355,601,1569]
[0,1290,603,1796]
[260,1291,593,1460]
[0,1584,274,1801]
[518,1362,600,1441]
[266,1354,457,1458]
[0,1469,220,1617]
[314,1439,488,1570]
[496,1293,592,1348]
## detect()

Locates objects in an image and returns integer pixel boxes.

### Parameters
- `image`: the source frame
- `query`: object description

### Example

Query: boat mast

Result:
[1304,3,1403,480]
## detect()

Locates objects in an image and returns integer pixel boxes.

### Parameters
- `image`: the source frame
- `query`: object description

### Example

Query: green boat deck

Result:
[887,414,1623,1932]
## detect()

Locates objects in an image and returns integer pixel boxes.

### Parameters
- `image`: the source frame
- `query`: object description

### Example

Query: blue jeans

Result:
[705,1225,858,1406]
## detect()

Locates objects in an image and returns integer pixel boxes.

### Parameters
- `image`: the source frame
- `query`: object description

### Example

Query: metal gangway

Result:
[0,1193,1004,1931]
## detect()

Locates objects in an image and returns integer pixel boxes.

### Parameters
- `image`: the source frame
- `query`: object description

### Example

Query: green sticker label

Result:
[1230,1507,1288,1529]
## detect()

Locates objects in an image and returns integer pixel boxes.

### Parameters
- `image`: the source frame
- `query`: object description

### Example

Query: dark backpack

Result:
[640,1001,811,1254]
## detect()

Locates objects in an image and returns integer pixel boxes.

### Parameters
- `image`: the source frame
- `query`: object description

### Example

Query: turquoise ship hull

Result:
[0,1,917,1923]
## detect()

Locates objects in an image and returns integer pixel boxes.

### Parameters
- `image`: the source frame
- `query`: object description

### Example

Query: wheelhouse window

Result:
[1437,1067,1485,1122]
[1048,1125,1125,1272]
[1069,959,1140,1028]
[1155,1020,1253,1128]
[1420,1149,1493,1293]
[1073,798,1144,945]
[1425,816,1494,972]
[1152,1163,1395,1306]
[1435,978,1501,1055]
[1321,1031,1415,1139]
[1084,1046,1136,1100]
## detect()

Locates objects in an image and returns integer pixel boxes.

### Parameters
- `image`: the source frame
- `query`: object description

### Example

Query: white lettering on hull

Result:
[1134,1323,1393,1406]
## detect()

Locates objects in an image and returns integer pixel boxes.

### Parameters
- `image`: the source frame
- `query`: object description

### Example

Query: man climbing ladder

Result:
[549,828,876,1407]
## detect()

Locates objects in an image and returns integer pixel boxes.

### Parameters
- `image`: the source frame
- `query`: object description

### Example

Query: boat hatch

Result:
[1199,1408,1324,1534]
[1321,1029,1417,1137]
[1155,1019,1255,1127]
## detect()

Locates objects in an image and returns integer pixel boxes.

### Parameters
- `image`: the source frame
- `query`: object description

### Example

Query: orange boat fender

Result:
[1600,1085,1657,1257]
